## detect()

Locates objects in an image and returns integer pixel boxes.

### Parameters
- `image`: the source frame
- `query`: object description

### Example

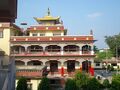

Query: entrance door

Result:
[67,61,75,72]
[82,60,91,72]
[50,61,58,72]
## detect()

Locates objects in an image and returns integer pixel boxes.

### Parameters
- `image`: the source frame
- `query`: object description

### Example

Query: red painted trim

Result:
[10,36,94,42]
[11,53,96,57]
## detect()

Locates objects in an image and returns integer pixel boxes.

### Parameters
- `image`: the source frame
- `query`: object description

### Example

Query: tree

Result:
[74,71,89,89]
[65,79,77,90]
[16,77,28,90]
[110,74,120,90]
[38,77,50,90]
[107,65,111,71]
[86,78,102,90]
[93,45,99,54]
[105,34,120,57]
[95,50,113,62]
[103,79,110,89]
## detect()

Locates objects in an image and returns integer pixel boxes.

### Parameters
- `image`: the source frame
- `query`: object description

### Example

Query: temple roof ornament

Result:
[47,8,50,16]
[90,29,93,35]
[34,8,60,23]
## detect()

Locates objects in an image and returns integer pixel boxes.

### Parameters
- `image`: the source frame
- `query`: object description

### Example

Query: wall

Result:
[29,30,64,36]
[0,28,10,55]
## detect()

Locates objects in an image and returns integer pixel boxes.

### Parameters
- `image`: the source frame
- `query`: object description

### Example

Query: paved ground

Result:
[94,70,119,83]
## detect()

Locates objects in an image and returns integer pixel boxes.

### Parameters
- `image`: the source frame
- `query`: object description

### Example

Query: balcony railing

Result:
[16,65,43,70]
[11,51,94,56]
[82,51,91,54]
[63,51,79,55]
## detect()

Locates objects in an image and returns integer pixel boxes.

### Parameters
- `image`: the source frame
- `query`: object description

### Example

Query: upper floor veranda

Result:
[10,44,95,57]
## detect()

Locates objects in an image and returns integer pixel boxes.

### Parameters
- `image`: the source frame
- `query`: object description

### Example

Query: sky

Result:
[15,0,120,49]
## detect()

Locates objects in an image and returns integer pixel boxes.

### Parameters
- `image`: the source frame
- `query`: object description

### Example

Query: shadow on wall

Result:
[0,48,10,67]
[0,48,5,56]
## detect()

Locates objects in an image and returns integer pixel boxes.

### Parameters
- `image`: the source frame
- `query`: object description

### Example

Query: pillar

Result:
[61,61,64,76]
[42,45,46,55]
[24,45,28,53]
[19,47,21,54]
[91,46,94,55]
[61,47,63,55]
[60,45,64,55]
[79,61,82,72]
[24,61,27,66]
[78,45,82,55]
[89,59,94,76]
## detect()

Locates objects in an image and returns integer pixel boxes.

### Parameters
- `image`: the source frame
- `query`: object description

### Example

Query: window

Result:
[96,63,100,66]
[40,33,45,36]
[53,33,61,36]
[112,63,117,66]
[0,31,3,38]
[32,33,37,36]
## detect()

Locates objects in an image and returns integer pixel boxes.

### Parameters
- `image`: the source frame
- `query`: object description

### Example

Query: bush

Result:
[65,79,77,90]
[74,71,89,89]
[107,65,111,71]
[110,74,120,90]
[103,79,110,88]
[110,65,114,71]
[86,78,102,90]
[38,77,50,90]
[16,77,28,90]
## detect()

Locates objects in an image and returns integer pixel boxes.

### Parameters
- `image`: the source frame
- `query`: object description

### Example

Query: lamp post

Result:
[116,43,118,74]
[115,37,118,74]
[105,48,108,76]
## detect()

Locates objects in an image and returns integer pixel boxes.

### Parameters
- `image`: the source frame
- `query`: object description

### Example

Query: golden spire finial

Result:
[47,8,50,16]
[90,29,93,35]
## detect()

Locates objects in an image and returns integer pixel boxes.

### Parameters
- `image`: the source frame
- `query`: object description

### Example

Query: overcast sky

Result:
[15,0,120,49]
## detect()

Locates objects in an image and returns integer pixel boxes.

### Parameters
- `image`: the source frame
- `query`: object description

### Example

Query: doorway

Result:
[82,60,91,72]
[67,61,75,72]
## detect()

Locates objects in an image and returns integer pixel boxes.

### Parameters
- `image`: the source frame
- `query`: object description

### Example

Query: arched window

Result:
[64,45,79,52]
[45,45,61,52]
[82,45,91,54]
[27,45,43,53]
[11,46,25,54]
[15,61,25,65]
[27,60,42,66]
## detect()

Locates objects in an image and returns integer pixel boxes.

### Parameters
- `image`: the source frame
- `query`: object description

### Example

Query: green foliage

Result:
[74,71,89,89]
[105,34,120,57]
[86,78,102,90]
[107,65,114,71]
[111,65,114,71]
[95,50,113,62]
[16,77,28,90]
[103,79,110,88]
[110,74,120,90]
[93,45,99,53]
[107,65,111,71]
[65,79,77,90]
[38,77,50,90]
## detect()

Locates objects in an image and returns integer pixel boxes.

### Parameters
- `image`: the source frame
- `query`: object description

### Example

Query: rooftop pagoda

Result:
[34,8,61,25]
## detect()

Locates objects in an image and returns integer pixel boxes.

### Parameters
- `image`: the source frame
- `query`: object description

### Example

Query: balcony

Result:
[82,51,91,55]
[11,51,95,57]
[10,44,95,56]
[63,51,79,55]
[16,65,43,70]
